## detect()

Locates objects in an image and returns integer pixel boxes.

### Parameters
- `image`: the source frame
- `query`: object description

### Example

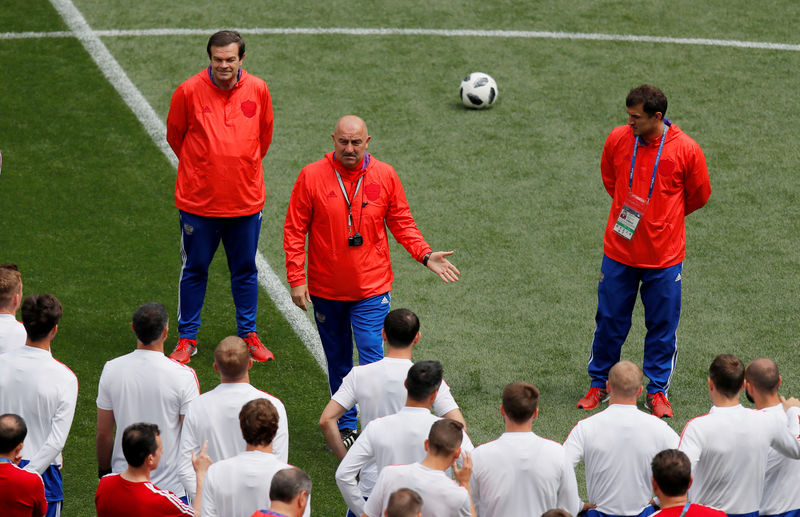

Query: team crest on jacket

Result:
[241,100,257,118]
[365,183,380,201]
[183,223,194,235]
[315,311,326,323]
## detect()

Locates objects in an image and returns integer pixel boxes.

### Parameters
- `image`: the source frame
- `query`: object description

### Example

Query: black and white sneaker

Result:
[324,428,359,452]
[340,428,358,448]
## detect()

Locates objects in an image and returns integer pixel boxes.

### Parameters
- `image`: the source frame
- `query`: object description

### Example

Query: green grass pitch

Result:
[2,1,800,515]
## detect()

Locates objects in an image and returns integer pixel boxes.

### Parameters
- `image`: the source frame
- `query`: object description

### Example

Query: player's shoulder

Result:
[606,124,633,145]
[241,69,269,90]
[366,155,399,177]
[50,356,79,383]
[1,462,45,486]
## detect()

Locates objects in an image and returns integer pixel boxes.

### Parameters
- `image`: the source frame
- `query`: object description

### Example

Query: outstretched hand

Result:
[427,251,460,283]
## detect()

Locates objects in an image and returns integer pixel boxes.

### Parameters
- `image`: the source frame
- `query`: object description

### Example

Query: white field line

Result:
[3,25,800,51]
[48,0,328,373]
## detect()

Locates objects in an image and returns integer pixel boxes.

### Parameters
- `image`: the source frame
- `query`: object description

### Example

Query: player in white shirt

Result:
[336,360,474,517]
[363,418,475,517]
[201,398,310,517]
[471,382,581,517]
[321,309,465,513]
[178,336,288,499]
[96,302,200,498]
[679,354,800,517]
[0,264,26,354]
[320,308,465,459]
[564,360,679,517]
[743,358,800,517]
[0,294,78,517]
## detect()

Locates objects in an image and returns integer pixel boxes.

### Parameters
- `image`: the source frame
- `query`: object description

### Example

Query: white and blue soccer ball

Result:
[459,72,498,109]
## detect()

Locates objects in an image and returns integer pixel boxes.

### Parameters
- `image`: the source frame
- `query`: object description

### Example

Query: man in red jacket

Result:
[166,30,273,364]
[577,85,710,418]
[284,115,460,444]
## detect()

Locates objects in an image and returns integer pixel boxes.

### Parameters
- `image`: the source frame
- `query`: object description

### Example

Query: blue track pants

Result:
[588,255,682,394]
[178,210,261,339]
[311,292,390,430]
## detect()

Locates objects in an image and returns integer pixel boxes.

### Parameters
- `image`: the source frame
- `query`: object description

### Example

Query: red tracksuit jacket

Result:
[284,152,432,301]
[166,68,273,217]
[602,123,710,268]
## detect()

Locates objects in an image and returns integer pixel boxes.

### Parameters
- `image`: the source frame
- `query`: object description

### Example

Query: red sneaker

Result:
[576,387,609,410]
[646,392,673,418]
[244,332,274,362]
[169,338,197,364]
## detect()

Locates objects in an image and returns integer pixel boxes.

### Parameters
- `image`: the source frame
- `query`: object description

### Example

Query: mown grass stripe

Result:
[3,26,800,52]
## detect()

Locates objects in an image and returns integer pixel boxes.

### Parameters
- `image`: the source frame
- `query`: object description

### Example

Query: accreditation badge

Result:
[613,191,649,240]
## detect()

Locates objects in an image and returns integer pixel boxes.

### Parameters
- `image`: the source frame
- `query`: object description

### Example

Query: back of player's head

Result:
[269,467,312,503]
[427,418,463,456]
[21,293,62,342]
[406,361,443,402]
[239,398,279,447]
[384,309,420,348]
[502,381,539,423]
[709,354,745,398]
[608,360,643,399]
[542,509,573,517]
[214,336,250,380]
[0,414,27,454]
[207,30,245,58]
[131,302,168,346]
[651,449,691,497]
[626,84,667,117]
[745,357,780,394]
[0,264,22,310]
[386,488,423,517]
[122,422,160,468]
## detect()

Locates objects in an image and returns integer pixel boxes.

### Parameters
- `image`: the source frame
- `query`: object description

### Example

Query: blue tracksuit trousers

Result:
[311,292,390,430]
[588,255,682,394]
[177,210,261,339]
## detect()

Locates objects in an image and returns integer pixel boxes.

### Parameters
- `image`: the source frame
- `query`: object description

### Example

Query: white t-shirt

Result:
[178,382,289,499]
[563,403,680,515]
[761,404,800,515]
[96,348,199,496]
[0,346,78,473]
[332,356,459,428]
[336,406,474,516]
[471,432,581,517]
[363,462,471,517]
[0,314,26,354]
[331,356,460,497]
[201,450,309,517]
[679,404,800,514]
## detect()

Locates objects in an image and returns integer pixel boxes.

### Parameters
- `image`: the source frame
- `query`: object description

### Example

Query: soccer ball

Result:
[459,72,498,109]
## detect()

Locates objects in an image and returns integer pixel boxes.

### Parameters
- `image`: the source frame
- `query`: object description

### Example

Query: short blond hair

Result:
[214,336,250,380]
[0,264,21,310]
[608,360,643,398]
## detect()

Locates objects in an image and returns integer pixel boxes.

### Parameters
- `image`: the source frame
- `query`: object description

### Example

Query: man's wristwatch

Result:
[422,252,432,266]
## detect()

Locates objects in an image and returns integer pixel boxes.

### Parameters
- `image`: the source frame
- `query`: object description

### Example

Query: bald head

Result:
[332,115,370,170]
[214,336,251,380]
[608,360,643,399]
[745,358,780,394]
